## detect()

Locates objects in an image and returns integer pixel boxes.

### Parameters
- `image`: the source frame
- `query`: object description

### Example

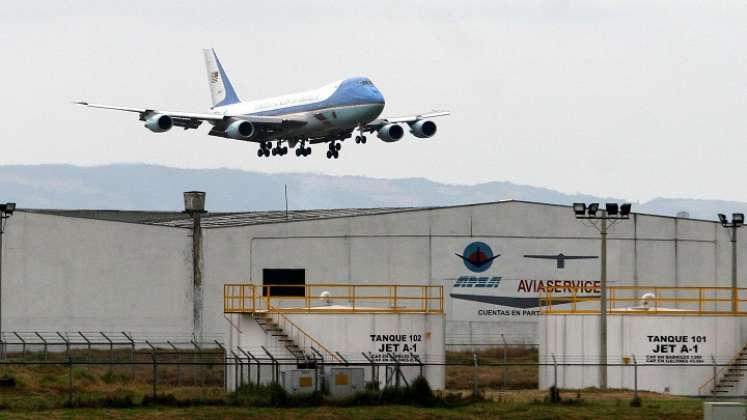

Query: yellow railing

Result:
[265,305,343,363]
[541,285,747,315]
[224,283,444,314]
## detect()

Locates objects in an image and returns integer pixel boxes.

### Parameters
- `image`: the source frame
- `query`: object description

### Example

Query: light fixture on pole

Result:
[718,212,744,313]
[572,201,631,390]
[0,202,16,360]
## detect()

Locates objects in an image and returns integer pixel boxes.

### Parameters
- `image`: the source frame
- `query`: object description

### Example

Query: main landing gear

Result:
[354,135,367,144]
[257,141,290,158]
[295,143,312,157]
[257,142,271,157]
[326,142,341,159]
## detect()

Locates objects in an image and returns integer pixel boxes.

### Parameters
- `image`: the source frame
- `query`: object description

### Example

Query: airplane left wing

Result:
[74,101,307,138]
[74,101,223,130]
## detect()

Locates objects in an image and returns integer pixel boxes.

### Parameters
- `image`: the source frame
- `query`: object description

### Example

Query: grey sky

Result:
[1,1,745,202]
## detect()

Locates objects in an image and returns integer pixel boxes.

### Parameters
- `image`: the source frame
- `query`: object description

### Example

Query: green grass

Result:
[0,399,706,419]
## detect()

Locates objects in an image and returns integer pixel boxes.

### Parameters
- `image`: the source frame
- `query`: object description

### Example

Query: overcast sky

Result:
[0,1,745,202]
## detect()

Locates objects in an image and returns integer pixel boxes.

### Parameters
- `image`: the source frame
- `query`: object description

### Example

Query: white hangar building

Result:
[2,197,744,349]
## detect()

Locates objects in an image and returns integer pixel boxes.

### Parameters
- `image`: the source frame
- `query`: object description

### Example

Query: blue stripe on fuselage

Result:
[247,77,385,117]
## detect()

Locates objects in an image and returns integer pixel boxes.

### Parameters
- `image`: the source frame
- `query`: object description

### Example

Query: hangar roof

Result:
[148,207,421,229]
[21,200,717,229]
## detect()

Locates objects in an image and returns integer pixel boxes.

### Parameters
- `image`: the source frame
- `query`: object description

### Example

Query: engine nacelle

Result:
[377,123,404,142]
[225,120,255,140]
[408,119,437,138]
[144,113,173,133]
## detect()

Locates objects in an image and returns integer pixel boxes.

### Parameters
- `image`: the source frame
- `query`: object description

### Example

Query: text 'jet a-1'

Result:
[76,49,450,159]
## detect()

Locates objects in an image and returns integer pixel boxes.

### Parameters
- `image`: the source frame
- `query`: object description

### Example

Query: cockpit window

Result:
[358,80,373,86]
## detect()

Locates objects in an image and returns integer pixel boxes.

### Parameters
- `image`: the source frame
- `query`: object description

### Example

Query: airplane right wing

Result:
[362,110,450,141]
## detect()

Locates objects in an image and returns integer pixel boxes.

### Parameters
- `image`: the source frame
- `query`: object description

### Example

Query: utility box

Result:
[281,369,316,394]
[703,402,746,420]
[329,368,365,398]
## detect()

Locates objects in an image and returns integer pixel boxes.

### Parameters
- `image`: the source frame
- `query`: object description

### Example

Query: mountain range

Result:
[1,164,744,221]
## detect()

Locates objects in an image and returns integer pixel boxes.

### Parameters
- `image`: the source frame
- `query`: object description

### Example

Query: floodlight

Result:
[588,203,599,216]
[733,213,744,226]
[718,213,728,225]
[572,203,586,216]
[620,203,632,217]
[4,203,15,215]
[605,203,619,216]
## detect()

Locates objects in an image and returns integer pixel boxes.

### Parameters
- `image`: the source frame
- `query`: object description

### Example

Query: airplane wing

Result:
[523,255,561,260]
[364,110,450,129]
[74,102,307,137]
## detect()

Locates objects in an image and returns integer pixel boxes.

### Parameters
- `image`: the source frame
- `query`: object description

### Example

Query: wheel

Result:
[304,148,311,156]
[333,150,339,158]
[355,136,361,143]
[361,136,366,144]
[326,150,332,159]
[282,147,288,154]
[271,149,277,156]
[264,149,270,157]
[295,148,301,156]
[335,143,341,151]
[328,142,335,151]
[257,149,263,157]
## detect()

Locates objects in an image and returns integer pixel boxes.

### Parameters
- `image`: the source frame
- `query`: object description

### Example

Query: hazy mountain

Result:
[0,164,743,221]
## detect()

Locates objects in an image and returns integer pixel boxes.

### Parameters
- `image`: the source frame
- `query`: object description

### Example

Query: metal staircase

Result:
[253,312,309,363]
[253,311,342,368]
[709,342,747,395]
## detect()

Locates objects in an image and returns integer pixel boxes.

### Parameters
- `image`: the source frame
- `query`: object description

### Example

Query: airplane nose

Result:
[371,88,385,105]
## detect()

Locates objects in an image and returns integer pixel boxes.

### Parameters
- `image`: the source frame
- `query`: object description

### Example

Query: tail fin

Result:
[203,49,240,108]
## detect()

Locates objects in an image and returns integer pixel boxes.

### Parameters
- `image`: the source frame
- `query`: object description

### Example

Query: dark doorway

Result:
[262,269,306,297]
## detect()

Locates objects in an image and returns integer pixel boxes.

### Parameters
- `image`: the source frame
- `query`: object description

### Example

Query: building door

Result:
[262,268,305,297]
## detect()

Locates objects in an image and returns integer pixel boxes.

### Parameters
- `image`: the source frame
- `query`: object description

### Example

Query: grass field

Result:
[0,348,716,419]
[0,391,706,419]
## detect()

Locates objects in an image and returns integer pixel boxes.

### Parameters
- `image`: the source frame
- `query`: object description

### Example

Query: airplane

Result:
[455,247,501,269]
[75,49,450,159]
[523,253,598,269]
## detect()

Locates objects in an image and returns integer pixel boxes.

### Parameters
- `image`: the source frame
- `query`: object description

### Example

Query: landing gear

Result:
[258,142,271,158]
[270,142,288,156]
[355,135,367,144]
[295,147,312,157]
[326,142,340,159]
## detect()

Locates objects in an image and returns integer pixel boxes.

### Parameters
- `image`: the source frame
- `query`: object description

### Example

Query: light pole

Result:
[572,201,631,390]
[718,213,744,313]
[0,202,16,360]
[184,192,206,342]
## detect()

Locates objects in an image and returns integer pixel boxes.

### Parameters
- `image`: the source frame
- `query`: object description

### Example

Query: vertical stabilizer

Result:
[203,49,240,108]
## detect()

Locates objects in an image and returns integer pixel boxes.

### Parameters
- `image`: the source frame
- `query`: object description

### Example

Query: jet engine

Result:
[144,113,173,133]
[408,119,437,138]
[377,124,404,142]
[225,120,255,140]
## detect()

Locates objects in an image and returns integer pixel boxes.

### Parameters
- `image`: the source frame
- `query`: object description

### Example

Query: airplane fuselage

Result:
[212,77,385,140]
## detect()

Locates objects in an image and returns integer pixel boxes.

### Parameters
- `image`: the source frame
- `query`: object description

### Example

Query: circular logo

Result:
[459,241,497,273]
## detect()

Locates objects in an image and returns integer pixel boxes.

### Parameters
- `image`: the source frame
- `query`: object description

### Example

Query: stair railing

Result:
[698,344,747,395]
[265,298,342,363]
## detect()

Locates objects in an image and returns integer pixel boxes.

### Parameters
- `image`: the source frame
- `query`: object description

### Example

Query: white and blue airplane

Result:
[76,49,449,159]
